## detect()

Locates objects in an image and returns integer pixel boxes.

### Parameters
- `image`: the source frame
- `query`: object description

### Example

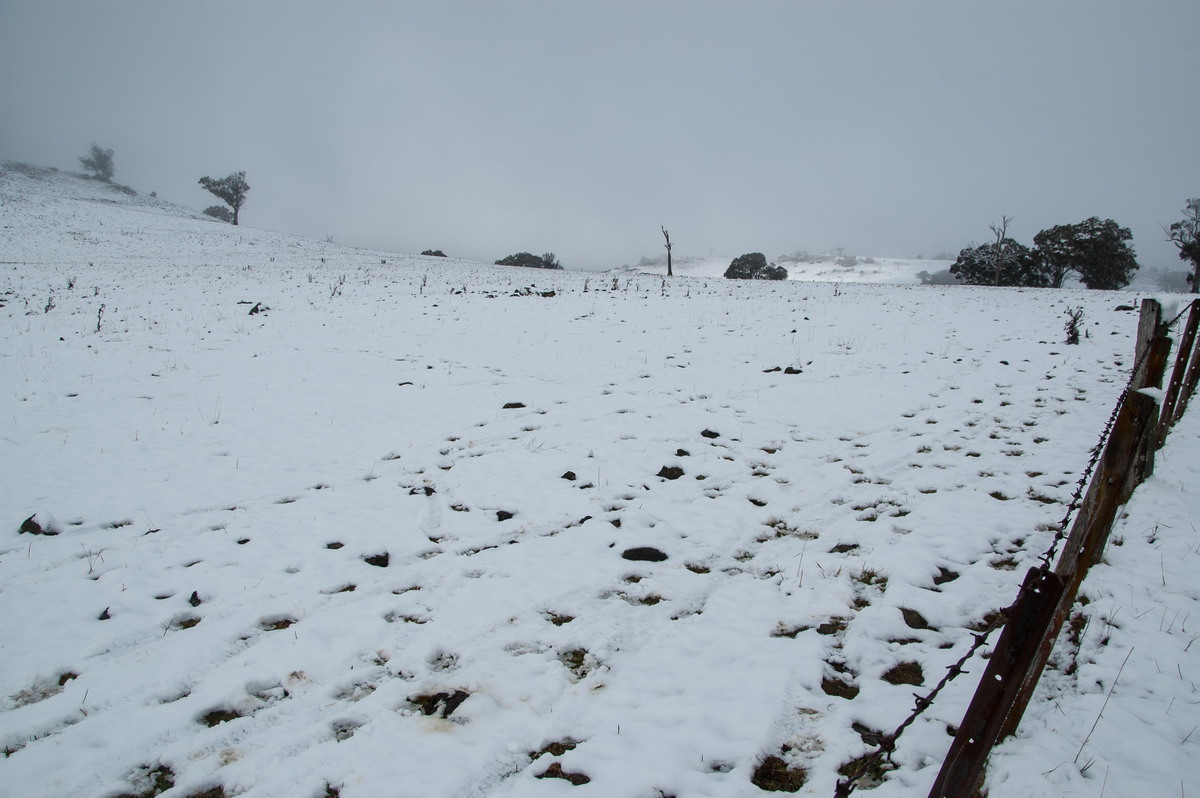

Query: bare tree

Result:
[989,216,1011,286]
[661,226,673,277]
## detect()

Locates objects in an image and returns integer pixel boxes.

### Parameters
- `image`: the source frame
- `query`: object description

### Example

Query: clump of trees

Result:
[950,239,1048,287]
[198,171,250,226]
[949,217,1139,289]
[1165,198,1199,292]
[724,252,788,280]
[495,252,563,270]
[421,249,447,257]
[79,145,114,182]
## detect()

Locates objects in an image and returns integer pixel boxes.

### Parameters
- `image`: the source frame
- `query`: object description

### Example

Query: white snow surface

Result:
[1,162,1197,797]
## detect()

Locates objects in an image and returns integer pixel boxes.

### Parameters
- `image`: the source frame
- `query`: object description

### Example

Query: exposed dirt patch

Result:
[822,676,860,699]
[837,753,895,790]
[529,738,580,760]
[362,552,389,567]
[559,648,596,680]
[932,566,960,586]
[750,755,808,792]
[112,763,175,798]
[900,608,932,630]
[409,690,470,718]
[536,762,590,785]
[258,615,296,631]
[817,617,849,636]
[882,661,925,686]
[198,708,243,727]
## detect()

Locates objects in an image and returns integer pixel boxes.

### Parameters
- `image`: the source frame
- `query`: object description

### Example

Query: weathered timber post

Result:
[1171,301,1200,425]
[1159,300,1200,443]
[928,567,1064,798]
[1061,389,1160,574]
[1132,297,1161,386]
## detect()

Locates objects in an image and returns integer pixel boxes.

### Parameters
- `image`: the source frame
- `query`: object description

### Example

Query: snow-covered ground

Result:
[1,162,1196,797]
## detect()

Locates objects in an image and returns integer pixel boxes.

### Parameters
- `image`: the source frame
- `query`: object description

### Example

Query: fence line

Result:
[925,297,1200,798]
[836,298,1200,797]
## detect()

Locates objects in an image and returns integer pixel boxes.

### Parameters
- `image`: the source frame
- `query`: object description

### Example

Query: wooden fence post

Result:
[1161,298,1200,439]
[1131,299,1163,390]
[1172,318,1200,426]
[928,567,1064,798]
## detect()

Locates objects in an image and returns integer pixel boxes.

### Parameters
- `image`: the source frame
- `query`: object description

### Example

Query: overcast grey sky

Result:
[3,1,1198,271]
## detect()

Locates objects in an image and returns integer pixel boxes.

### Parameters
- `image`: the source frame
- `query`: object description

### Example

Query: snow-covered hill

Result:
[1,164,1197,798]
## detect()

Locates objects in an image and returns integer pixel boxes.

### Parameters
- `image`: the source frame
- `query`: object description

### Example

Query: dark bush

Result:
[203,205,234,223]
[495,252,563,270]
[725,252,788,280]
[421,249,447,257]
[916,269,957,285]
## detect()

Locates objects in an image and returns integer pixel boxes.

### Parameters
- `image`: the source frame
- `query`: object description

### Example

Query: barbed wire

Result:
[835,300,1195,797]
[833,609,1010,796]
[1039,300,1192,567]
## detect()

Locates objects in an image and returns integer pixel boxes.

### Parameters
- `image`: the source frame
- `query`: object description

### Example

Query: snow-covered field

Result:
[1,162,1197,797]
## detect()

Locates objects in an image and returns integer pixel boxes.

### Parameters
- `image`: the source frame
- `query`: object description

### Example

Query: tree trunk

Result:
[662,227,673,277]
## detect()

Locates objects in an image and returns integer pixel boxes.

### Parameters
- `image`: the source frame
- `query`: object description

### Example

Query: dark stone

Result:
[784,366,803,374]
[622,546,668,562]
[657,465,685,480]
[503,402,526,409]
[188,591,202,607]
[19,514,57,536]
[701,429,720,439]
[497,510,515,522]
[363,552,389,568]
[561,471,577,481]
